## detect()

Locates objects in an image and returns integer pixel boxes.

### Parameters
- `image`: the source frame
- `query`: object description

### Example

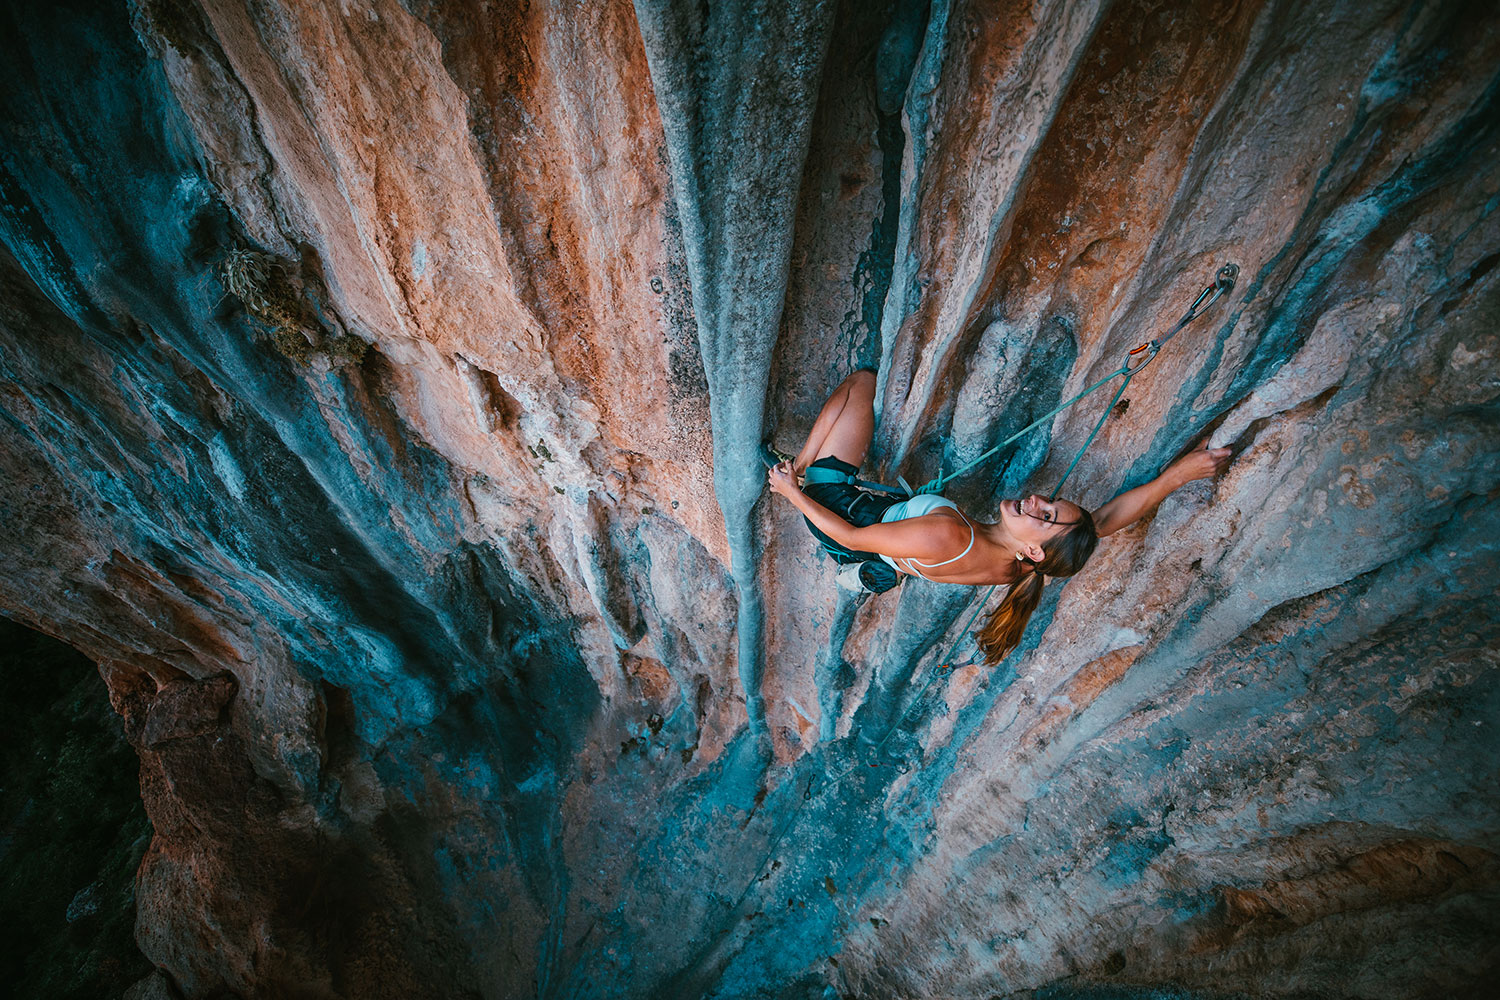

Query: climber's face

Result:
[1003,494,1085,557]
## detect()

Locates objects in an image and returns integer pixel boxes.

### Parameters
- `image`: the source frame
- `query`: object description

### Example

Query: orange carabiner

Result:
[1124,340,1160,376]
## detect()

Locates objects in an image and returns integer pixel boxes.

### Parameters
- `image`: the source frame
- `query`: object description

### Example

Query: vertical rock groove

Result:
[634,0,838,739]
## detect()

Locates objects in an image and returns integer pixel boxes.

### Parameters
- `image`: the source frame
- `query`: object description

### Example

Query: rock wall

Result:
[0,0,1496,997]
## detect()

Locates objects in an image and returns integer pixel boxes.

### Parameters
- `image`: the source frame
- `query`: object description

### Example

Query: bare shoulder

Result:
[920,509,973,548]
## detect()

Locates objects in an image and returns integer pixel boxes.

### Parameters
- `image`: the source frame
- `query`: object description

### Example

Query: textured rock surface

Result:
[0,0,1497,997]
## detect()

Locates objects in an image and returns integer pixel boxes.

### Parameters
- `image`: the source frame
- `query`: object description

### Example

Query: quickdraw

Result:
[1121,263,1238,378]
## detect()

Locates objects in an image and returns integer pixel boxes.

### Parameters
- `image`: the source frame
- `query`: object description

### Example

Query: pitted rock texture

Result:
[0,0,1497,997]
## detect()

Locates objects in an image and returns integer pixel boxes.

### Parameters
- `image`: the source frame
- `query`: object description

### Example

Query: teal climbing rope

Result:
[925,263,1239,669]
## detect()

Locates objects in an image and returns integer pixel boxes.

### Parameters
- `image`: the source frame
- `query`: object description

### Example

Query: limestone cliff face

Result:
[1,0,1496,997]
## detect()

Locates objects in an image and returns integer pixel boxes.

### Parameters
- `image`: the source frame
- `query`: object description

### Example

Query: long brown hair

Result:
[975,506,1098,664]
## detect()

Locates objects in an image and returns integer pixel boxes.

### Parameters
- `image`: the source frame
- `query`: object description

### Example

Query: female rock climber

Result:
[766,369,1230,664]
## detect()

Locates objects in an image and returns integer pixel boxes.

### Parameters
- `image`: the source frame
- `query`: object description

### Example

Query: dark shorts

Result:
[802,456,904,593]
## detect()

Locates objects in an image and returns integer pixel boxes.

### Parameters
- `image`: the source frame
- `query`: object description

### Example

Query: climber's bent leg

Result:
[792,369,876,474]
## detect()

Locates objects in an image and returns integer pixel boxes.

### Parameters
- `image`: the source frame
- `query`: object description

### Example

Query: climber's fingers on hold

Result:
[767,460,799,496]
[1171,445,1233,484]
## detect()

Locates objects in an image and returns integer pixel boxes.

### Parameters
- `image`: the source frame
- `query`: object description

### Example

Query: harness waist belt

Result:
[802,465,852,485]
[803,466,904,493]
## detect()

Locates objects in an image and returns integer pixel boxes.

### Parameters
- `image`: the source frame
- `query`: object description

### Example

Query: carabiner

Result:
[1183,263,1240,321]
[1185,283,1217,318]
[1123,340,1160,376]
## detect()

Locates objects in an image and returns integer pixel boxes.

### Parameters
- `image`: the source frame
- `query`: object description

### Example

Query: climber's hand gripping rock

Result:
[767,460,802,499]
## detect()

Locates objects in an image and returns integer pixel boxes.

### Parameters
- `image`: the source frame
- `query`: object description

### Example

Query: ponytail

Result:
[975,506,1099,665]
[977,570,1045,663]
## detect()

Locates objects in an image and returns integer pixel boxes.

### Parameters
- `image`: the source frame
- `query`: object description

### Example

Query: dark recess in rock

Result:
[0,619,152,999]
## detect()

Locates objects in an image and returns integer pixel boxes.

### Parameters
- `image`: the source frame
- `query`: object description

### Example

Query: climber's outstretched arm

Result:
[1093,445,1231,538]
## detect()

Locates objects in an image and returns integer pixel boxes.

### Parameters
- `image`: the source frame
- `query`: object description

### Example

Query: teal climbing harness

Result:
[802,463,913,494]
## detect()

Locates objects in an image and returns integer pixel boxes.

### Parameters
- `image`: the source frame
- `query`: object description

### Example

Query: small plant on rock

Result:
[221,248,300,327]
[220,248,317,362]
[220,247,369,368]
[324,333,370,367]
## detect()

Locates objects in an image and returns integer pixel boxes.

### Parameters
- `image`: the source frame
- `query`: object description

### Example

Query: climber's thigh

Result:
[813,369,877,467]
